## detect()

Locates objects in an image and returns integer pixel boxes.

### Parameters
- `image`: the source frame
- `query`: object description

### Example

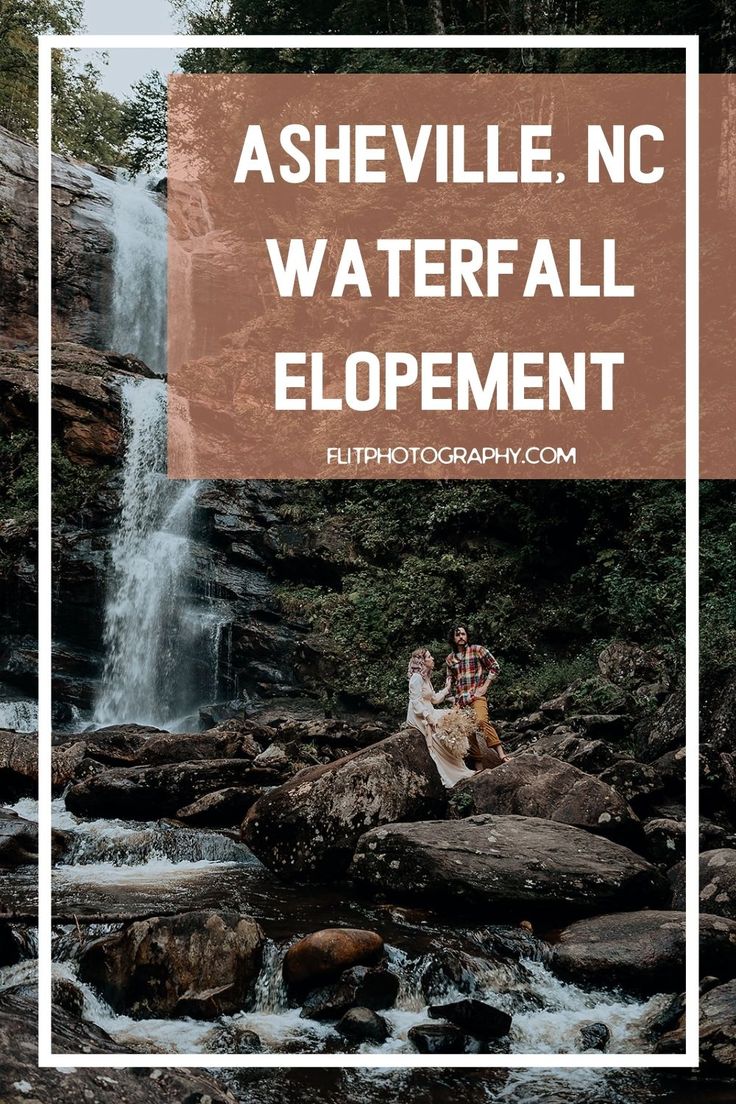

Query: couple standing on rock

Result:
[407,623,507,789]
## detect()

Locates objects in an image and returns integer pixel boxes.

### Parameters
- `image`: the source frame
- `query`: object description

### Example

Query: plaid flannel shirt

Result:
[445,645,500,706]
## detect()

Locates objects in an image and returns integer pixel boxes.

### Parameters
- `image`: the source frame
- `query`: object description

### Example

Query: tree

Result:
[53,60,128,165]
[120,71,168,175]
[0,0,82,139]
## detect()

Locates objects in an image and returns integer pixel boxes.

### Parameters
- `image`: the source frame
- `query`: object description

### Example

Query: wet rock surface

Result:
[450,753,638,840]
[350,814,668,916]
[552,911,689,993]
[427,998,512,1040]
[699,850,736,919]
[78,909,265,1018]
[299,965,399,1020]
[242,729,446,880]
[283,928,384,992]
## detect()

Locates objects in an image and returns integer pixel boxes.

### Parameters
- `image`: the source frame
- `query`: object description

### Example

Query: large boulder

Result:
[1,989,242,1100]
[350,815,668,916]
[282,928,384,992]
[65,759,280,820]
[241,729,446,881]
[451,754,638,840]
[78,910,264,1018]
[656,979,736,1069]
[0,729,37,799]
[0,809,37,866]
[698,849,736,919]
[556,910,669,992]
[552,911,736,993]
[300,965,399,1020]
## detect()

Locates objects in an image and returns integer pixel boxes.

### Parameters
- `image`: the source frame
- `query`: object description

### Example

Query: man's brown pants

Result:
[467,696,503,769]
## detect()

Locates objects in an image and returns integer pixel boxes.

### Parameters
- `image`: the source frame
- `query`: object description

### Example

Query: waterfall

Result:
[93,378,217,727]
[107,172,167,375]
[92,173,226,728]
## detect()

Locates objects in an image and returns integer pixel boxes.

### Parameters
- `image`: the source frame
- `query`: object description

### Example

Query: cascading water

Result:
[93,377,214,726]
[91,172,226,727]
[106,172,167,375]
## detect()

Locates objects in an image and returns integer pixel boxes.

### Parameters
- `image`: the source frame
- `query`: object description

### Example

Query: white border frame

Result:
[37,33,700,1070]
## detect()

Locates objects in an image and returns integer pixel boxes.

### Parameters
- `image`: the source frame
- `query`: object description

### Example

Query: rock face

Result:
[657,978,736,1069]
[350,815,668,916]
[300,965,399,1020]
[282,929,384,991]
[78,910,264,1018]
[0,125,116,348]
[242,729,446,881]
[451,754,638,840]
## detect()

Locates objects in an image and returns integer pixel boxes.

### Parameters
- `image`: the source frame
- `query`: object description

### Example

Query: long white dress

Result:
[406,673,475,788]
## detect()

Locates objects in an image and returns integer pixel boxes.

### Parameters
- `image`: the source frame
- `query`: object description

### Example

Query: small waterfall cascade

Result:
[93,378,216,727]
[0,699,38,732]
[107,171,167,374]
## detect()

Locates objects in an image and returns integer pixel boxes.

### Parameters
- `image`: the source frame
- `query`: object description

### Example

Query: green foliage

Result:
[0,429,37,521]
[277,481,685,713]
[53,60,128,166]
[701,481,736,677]
[120,71,167,175]
[0,0,82,139]
[52,442,110,523]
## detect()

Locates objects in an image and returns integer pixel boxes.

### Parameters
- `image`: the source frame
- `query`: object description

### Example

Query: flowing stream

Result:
[0,797,668,1066]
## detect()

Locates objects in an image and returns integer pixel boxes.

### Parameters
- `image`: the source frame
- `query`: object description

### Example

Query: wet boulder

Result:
[451,754,638,841]
[65,759,281,820]
[579,1022,611,1051]
[656,979,736,1069]
[78,909,264,1018]
[0,729,38,799]
[241,729,446,881]
[283,928,384,993]
[207,1023,263,1054]
[552,911,686,993]
[699,849,736,919]
[176,786,264,827]
[350,815,668,916]
[0,919,28,966]
[408,1022,466,1054]
[300,965,399,1020]
[0,809,37,866]
[428,998,512,1040]
[336,1006,389,1044]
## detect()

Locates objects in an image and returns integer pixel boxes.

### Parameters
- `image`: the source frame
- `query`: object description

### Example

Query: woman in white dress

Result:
[406,647,475,788]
